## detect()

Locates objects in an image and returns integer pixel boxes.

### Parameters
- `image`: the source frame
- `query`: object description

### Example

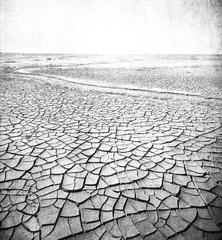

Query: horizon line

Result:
[1,52,222,56]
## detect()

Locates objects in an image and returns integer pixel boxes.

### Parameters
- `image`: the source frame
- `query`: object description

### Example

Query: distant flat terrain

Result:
[2,53,222,98]
[33,63,222,99]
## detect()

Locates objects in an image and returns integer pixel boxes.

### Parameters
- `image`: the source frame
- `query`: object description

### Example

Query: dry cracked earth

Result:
[0,55,222,240]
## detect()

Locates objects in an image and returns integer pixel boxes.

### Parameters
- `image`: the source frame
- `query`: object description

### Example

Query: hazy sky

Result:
[1,0,222,54]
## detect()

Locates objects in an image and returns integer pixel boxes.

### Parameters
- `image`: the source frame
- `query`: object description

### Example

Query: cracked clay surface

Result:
[0,55,222,240]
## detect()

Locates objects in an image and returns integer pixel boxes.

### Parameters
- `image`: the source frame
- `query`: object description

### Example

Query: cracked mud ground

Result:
[1,56,222,240]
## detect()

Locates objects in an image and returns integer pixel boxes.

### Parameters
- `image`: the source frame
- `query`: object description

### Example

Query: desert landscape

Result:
[0,53,222,239]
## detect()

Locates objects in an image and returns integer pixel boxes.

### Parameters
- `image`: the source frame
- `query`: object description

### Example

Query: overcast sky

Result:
[0,0,222,54]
